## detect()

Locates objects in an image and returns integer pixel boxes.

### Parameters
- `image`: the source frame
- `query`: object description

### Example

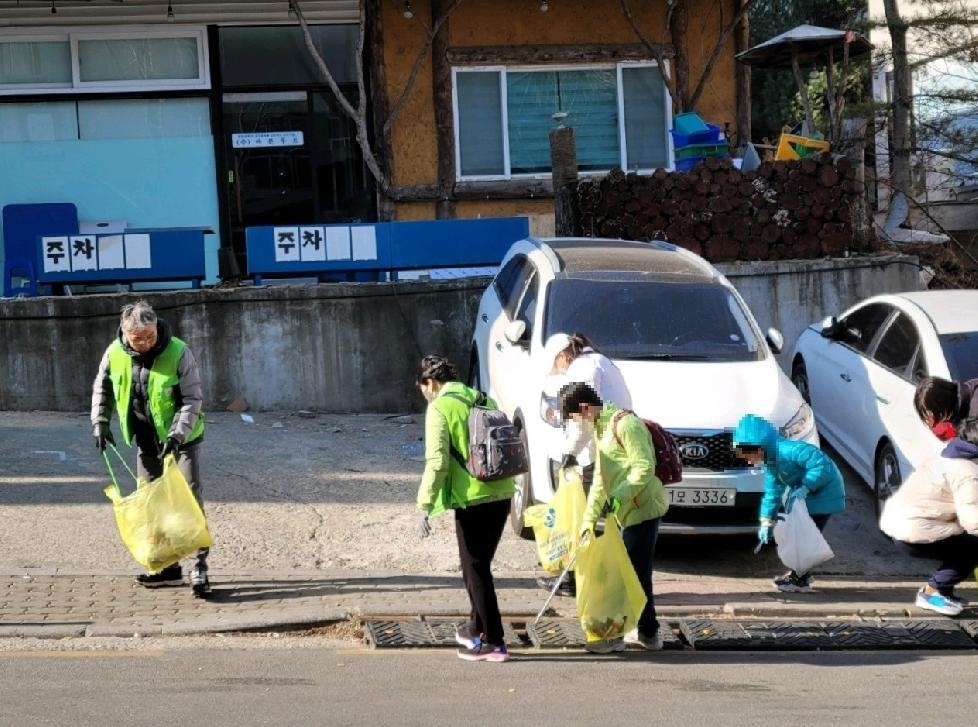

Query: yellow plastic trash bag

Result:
[104,454,212,573]
[524,467,586,574]
[574,519,647,643]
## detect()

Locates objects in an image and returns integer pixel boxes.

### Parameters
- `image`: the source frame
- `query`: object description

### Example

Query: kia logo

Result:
[680,443,709,460]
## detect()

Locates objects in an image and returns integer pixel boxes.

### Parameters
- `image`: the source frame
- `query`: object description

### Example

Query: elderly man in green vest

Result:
[91,300,210,597]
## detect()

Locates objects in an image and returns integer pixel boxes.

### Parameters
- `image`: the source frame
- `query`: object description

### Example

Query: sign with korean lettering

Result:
[272,225,377,263]
[231,131,304,148]
[41,233,154,274]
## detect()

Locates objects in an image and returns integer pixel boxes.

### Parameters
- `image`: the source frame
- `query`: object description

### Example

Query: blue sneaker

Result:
[915,588,963,616]
[457,642,509,662]
[454,624,481,650]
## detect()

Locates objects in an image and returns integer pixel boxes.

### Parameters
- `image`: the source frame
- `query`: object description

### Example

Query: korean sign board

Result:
[272,225,378,263]
[41,233,152,274]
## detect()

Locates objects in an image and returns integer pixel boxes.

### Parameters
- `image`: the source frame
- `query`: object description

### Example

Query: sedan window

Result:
[839,303,893,354]
[940,332,978,382]
[872,312,920,377]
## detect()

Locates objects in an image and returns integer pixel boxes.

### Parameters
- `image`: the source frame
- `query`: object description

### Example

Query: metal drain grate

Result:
[681,619,977,651]
[363,618,520,648]
[526,618,682,649]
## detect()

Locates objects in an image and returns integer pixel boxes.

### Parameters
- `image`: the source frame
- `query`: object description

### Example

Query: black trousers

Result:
[455,498,511,645]
[895,532,978,595]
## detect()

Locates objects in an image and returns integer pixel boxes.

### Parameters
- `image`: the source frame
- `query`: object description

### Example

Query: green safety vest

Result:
[107,336,204,446]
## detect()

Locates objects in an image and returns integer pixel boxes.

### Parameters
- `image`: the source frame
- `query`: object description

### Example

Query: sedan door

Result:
[806,303,894,476]
[861,311,928,476]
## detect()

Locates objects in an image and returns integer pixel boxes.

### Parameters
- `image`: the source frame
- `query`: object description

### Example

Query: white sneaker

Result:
[624,629,664,651]
[915,588,963,616]
[584,638,625,654]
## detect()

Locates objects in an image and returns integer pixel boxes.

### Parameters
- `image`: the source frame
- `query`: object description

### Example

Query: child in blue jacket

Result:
[733,414,846,592]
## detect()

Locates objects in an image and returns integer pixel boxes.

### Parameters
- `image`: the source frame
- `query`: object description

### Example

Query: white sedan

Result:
[789,290,978,519]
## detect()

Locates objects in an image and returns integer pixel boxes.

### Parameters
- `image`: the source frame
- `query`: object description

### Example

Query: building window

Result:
[0,98,211,142]
[0,28,209,94]
[453,63,669,180]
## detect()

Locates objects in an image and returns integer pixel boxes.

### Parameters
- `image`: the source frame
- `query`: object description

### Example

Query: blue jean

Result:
[621,517,661,637]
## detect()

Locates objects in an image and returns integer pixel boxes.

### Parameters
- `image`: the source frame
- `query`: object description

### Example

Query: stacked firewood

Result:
[576,154,860,262]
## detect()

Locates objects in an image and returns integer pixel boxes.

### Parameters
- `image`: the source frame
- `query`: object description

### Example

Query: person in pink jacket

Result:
[880,417,978,616]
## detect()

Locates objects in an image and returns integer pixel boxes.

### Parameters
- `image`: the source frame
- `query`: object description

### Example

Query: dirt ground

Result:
[0,410,924,579]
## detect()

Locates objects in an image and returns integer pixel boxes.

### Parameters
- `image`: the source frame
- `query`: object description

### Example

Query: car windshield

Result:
[544,277,764,361]
[939,332,978,382]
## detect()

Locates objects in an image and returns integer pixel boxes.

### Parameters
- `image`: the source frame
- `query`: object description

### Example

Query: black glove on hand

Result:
[160,436,180,459]
[94,423,115,453]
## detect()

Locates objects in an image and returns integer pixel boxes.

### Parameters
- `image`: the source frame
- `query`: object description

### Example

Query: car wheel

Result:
[791,358,811,405]
[510,426,534,540]
[874,441,902,522]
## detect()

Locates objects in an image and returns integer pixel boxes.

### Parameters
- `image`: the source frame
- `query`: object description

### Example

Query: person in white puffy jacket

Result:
[537,332,633,597]
[880,416,978,617]
[543,332,633,475]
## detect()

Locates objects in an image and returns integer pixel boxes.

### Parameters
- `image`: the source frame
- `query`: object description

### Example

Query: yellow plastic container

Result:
[775,133,831,161]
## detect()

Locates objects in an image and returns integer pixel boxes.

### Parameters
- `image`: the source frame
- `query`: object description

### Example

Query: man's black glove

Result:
[160,436,180,460]
[94,423,115,453]
[559,453,578,470]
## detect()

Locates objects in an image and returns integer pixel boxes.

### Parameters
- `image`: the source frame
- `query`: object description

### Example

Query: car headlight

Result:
[780,403,815,440]
[540,393,563,428]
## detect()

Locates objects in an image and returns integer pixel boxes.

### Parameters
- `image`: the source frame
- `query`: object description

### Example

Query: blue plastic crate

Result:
[673,111,708,135]
[670,123,722,148]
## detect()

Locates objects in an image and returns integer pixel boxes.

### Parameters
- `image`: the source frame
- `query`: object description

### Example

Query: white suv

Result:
[469,237,818,537]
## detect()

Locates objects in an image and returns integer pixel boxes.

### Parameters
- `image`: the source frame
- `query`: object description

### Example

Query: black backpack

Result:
[445,392,529,482]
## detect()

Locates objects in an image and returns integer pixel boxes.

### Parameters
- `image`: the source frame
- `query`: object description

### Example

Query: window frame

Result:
[451,60,671,182]
[0,26,210,96]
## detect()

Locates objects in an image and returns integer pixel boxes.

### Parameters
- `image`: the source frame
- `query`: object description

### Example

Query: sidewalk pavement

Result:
[0,568,952,639]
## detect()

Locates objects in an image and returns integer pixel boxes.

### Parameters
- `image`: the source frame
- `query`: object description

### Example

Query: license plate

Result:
[667,487,736,507]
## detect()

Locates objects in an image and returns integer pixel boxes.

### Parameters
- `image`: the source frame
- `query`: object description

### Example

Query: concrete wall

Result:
[0,254,922,414]
[717,254,924,371]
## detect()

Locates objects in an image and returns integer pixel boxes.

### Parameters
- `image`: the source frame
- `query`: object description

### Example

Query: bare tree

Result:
[291,0,462,218]
[621,0,757,113]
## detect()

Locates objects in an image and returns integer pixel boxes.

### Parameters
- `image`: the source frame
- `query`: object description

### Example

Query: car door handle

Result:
[876,395,890,405]
[495,341,503,351]
[839,373,852,382]
[481,314,488,323]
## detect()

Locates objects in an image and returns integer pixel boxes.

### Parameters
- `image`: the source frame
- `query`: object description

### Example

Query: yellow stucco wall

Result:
[383,0,740,219]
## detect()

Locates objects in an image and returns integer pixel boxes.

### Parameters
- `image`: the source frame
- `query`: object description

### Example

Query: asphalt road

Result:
[0,637,974,726]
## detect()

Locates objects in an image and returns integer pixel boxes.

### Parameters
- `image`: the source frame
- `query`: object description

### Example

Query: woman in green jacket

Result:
[415,355,515,662]
[558,381,669,653]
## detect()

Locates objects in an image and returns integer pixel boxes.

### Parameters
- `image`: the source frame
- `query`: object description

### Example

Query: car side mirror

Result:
[504,320,528,346]
[765,327,784,354]
[819,316,840,339]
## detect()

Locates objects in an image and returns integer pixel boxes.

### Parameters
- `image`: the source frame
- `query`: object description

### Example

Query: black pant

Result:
[895,532,978,594]
[622,517,661,636]
[455,498,511,645]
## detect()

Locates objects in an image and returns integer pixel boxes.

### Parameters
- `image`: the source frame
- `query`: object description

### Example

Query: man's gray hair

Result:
[120,300,157,332]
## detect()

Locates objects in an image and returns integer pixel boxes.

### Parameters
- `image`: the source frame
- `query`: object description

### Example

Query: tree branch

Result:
[620,0,678,102]
[293,0,388,194]
[384,0,464,137]
[688,0,757,109]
